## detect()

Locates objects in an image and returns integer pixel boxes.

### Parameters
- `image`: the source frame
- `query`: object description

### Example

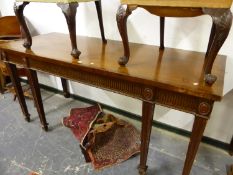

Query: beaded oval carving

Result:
[143,88,153,101]
[198,102,211,116]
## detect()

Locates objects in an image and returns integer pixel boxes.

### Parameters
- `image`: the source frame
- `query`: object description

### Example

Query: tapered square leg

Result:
[61,78,70,98]
[5,63,30,122]
[138,101,155,175]
[182,116,208,175]
[26,69,48,131]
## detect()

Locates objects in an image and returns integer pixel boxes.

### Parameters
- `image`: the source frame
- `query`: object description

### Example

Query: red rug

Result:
[63,104,140,170]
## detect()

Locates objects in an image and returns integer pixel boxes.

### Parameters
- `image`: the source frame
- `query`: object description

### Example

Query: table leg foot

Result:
[14,2,31,49]
[116,5,137,66]
[42,124,49,132]
[138,165,148,175]
[25,114,31,122]
[57,2,81,59]
[95,0,107,43]
[203,8,232,85]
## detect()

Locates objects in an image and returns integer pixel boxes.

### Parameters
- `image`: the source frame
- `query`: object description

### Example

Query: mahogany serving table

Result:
[0,33,226,175]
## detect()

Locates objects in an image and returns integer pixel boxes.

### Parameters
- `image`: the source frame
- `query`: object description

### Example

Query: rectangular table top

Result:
[0,33,226,101]
[121,0,233,8]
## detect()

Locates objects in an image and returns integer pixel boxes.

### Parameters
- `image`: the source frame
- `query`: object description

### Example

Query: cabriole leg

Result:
[14,2,31,49]
[58,2,81,59]
[116,5,137,66]
[203,8,232,85]
[5,63,30,122]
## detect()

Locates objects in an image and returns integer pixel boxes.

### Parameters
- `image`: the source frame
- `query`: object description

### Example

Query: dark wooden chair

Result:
[116,0,232,85]
[0,16,70,124]
[14,0,106,59]
[0,16,24,93]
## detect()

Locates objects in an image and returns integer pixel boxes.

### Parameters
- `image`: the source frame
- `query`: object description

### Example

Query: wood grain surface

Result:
[0,33,226,100]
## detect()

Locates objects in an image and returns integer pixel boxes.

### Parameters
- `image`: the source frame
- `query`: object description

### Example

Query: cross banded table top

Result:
[121,0,233,8]
[0,33,226,101]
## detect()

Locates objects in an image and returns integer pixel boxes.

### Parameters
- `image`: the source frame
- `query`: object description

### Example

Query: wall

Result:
[0,0,233,143]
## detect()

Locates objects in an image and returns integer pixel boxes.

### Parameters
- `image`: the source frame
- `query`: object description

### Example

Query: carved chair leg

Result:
[5,63,30,122]
[95,0,107,43]
[26,69,48,131]
[61,78,70,98]
[182,116,208,175]
[14,2,32,49]
[160,16,165,50]
[58,2,81,59]
[138,101,155,175]
[116,5,137,66]
[205,22,216,58]
[202,8,232,85]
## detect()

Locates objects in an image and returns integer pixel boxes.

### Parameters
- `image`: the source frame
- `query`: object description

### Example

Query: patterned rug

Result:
[62,104,140,170]
[28,172,40,175]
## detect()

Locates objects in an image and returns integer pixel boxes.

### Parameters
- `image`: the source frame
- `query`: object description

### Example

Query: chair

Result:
[0,16,23,93]
[14,0,106,58]
[116,0,232,85]
[0,16,70,124]
[0,16,70,96]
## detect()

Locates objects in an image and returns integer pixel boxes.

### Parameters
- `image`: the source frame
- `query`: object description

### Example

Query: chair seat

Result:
[121,0,232,8]
[16,0,96,3]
